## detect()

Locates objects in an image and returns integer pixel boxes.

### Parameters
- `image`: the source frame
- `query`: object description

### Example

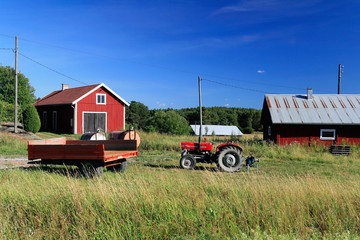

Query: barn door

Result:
[83,112,106,133]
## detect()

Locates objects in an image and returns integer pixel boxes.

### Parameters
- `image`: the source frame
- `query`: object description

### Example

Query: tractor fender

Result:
[216,142,243,153]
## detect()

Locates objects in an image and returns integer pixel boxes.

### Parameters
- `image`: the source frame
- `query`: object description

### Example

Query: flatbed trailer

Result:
[28,137,138,177]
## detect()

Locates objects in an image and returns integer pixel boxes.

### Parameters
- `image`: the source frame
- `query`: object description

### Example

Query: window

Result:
[96,94,106,105]
[268,126,271,136]
[320,129,336,140]
[42,111,47,129]
[52,111,57,131]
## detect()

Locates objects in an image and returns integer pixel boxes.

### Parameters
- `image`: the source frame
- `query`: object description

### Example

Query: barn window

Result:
[268,126,271,136]
[52,111,57,131]
[96,94,106,105]
[320,129,336,140]
[43,111,47,129]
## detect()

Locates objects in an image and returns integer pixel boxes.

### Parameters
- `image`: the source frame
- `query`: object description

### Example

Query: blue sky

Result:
[0,0,359,109]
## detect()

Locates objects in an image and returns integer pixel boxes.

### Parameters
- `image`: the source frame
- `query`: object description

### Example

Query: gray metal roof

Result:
[190,125,243,136]
[264,94,360,125]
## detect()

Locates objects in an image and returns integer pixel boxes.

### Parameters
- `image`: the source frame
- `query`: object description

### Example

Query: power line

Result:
[0,33,13,39]
[1,33,333,93]
[0,33,316,91]
[202,78,273,94]
[17,51,89,86]
[0,48,13,50]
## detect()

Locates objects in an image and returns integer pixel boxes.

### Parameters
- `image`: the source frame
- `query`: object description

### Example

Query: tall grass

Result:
[1,131,360,238]
[0,132,28,156]
[0,168,359,239]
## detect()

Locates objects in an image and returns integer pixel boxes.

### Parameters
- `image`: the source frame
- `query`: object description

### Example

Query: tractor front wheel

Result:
[217,147,244,172]
[180,154,196,170]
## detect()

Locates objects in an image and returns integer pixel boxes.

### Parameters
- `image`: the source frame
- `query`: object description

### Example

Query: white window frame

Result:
[96,94,106,105]
[320,129,336,140]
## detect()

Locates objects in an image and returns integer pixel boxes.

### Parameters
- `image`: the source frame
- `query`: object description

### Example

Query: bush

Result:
[22,104,40,133]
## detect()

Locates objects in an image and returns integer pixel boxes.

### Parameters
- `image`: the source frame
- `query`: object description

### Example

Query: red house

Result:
[261,89,360,145]
[34,83,129,134]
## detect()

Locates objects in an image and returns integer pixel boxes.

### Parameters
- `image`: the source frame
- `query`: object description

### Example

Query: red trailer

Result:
[28,137,138,177]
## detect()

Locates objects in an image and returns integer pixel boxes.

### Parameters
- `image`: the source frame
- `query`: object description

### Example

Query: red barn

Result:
[34,83,129,134]
[261,89,360,145]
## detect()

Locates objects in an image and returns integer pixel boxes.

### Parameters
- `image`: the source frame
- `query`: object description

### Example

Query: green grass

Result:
[1,131,360,238]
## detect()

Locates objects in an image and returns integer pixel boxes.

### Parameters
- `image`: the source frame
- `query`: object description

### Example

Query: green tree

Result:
[146,110,190,135]
[22,104,41,133]
[126,101,150,130]
[0,101,14,122]
[0,66,36,106]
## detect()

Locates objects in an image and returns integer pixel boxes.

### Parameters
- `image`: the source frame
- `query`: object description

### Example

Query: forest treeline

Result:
[126,101,262,135]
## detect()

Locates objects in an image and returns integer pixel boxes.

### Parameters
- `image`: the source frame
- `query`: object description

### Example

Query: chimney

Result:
[62,84,69,91]
[307,88,313,100]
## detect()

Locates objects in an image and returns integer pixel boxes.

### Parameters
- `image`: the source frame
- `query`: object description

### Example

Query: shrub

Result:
[22,104,40,133]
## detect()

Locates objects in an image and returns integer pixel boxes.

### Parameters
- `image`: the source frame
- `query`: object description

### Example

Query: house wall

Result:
[76,87,125,134]
[263,123,360,146]
[35,105,74,133]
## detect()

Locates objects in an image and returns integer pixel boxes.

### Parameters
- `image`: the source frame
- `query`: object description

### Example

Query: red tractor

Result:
[180,138,245,172]
[179,76,248,172]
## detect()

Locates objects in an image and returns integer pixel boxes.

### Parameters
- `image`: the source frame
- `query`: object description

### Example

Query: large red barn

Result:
[34,83,129,134]
[261,89,360,145]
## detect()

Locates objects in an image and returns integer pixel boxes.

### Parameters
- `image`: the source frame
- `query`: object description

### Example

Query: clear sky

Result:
[0,0,359,109]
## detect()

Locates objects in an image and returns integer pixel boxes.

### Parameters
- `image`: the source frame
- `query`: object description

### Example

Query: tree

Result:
[146,110,190,135]
[0,66,37,124]
[126,101,150,130]
[22,104,41,133]
[0,66,36,106]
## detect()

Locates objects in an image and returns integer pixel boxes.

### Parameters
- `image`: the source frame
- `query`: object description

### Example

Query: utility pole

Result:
[338,64,343,94]
[198,76,202,147]
[14,36,18,133]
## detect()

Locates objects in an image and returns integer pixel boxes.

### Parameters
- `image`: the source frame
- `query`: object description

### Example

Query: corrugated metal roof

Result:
[265,94,360,124]
[190,125,243,136]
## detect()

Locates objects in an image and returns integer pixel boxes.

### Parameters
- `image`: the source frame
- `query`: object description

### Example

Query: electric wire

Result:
[202,78,274,94]
[0,33,334,94]
[17,51,89,86]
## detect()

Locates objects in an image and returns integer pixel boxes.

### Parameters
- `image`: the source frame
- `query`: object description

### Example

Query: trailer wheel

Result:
[107,160,127,173]
[79,161,103,178]
[180,154,196,170]
[217,147,244,172]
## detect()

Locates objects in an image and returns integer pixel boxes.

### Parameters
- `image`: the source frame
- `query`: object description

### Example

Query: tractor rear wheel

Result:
[217,147,244,172]
[180,154,196,170]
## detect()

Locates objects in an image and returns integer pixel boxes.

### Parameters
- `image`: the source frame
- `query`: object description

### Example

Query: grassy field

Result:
[0,131,360,239]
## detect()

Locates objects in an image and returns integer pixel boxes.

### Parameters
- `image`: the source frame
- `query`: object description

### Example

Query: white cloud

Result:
[225,103,229,107]
[213,0,323,18]
[156,101,166,108]
[257,70,265,74]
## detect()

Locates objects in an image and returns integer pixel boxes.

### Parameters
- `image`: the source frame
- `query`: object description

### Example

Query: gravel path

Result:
[0,157,30,169]
[0,157,137,170]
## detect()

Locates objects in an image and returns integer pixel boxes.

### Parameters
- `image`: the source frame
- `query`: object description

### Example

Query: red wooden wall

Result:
[76,87,125,134]
[266,124,360,146]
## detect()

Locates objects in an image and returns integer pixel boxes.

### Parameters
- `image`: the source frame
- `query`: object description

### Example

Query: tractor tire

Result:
[107,160,127,173]
[79,161,103,178]
[217,146,244,172]
[180,154,196,170]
